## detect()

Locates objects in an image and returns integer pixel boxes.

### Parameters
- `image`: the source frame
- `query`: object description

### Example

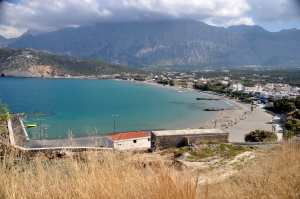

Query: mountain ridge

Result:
[4,20,300,68]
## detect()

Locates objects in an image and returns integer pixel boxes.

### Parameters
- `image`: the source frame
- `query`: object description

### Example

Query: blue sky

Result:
[0,0,299,38]
[4,0,21,4]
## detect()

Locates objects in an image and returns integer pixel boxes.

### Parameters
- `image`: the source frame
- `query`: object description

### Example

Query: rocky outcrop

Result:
[0,48,69,77]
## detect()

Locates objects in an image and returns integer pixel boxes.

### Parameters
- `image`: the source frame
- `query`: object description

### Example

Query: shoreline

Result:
[11,77,250,142]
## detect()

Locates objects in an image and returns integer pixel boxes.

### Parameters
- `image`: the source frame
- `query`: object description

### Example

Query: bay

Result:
[0,77,233,139]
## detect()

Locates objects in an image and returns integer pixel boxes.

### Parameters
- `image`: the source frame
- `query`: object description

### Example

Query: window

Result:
[133,140,137,143]
[148,138,150,141]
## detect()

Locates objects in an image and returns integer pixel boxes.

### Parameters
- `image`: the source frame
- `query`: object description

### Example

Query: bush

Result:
[285,130,295,139]
[244,130,278,142]
[285,119,300,132]
[0,100,10,122]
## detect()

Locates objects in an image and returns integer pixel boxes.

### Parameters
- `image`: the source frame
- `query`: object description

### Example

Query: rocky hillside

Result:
[5,20,300,68]
[227,25,300,66]
[0,47,142,77]
[6,20,258,68]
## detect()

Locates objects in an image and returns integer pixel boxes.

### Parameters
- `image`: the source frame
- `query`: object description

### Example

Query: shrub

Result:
[285,130,295,139]
[244,130,277,142]
[0,100,10,122]
[285,119,300,132]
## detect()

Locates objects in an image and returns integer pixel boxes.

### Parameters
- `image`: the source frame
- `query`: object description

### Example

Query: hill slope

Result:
[0,47,142,77]
[227,25,300,66]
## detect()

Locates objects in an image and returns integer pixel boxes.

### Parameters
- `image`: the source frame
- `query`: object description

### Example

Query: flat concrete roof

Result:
[151,129,227,136]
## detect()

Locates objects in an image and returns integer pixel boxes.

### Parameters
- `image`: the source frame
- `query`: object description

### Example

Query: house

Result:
[288,93,297,99]
[151,129,228,150]
[274,93,286,100]
[243,84,263,93]
[105,131,150,150]
[222,81,229,85]
[260,91,270,99]
[229,83,243,91]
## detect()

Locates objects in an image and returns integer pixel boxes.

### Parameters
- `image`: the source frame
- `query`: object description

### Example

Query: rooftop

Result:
[107,131,150,141]
[151,129,227,136]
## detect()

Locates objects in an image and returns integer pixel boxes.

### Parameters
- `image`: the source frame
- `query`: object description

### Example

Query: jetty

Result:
[203,108,230,111]
[196,98,220,100]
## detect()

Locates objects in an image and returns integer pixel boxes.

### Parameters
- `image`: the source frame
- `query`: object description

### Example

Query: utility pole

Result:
[112,115,118,135]
[37,119,45,140]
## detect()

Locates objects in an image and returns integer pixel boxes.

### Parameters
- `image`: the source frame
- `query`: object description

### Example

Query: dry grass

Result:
[1,141,300,199]
[0,147,197,199]
[201,141,300,199]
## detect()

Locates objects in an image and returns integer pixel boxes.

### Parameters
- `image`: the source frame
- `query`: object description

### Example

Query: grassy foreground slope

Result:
[0,141,299,198]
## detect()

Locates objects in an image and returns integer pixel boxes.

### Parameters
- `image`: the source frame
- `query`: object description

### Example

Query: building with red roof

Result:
[105,131,150,150]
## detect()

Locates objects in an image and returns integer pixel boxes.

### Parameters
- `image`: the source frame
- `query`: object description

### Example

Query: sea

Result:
[0,77,233,139]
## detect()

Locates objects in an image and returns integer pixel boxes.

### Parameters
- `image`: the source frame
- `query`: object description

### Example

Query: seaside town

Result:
[0,0,300,197]
[1,67,300,198]
[2,67,300,151]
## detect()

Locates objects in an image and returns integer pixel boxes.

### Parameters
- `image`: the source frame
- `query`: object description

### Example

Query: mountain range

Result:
[2,20,300,68]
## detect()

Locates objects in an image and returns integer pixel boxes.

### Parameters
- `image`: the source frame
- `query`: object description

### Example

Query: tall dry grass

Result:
[202,141,300,199]
[0,147,198,199]
[1,141,300,199]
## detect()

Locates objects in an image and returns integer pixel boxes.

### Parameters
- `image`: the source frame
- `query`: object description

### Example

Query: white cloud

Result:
[0,0,298,38]
[0,24,27,38]
[223,17,255,27]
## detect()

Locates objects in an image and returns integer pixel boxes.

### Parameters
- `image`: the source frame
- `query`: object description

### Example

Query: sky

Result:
[0,0,299,39]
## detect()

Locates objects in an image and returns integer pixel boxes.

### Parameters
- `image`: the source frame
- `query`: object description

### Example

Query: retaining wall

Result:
[151,132,229,150]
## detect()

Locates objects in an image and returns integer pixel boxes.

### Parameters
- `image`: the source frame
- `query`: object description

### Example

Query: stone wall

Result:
[151,132,229,150]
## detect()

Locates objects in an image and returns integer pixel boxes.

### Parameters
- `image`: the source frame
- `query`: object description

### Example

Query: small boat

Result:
[27,124,38,128]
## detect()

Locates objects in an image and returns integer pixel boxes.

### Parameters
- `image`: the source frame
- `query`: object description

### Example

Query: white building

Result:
[274,93,286,100]
[222,81,229,85]
[291,87,300,94]
[288,93,297,99]
[229,83,243,91]
[243,84,263,93]
[198,77,206,82]
[260,91,270,98]
[105,131,150,150]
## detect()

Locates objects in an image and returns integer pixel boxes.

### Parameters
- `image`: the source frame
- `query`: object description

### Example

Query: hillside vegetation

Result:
[0,47,143,77]
[0,141,299,198]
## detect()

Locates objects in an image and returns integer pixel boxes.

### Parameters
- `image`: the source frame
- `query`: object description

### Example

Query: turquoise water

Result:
[0,77,233,139]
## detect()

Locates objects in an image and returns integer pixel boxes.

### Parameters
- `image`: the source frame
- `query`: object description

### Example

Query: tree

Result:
[244,130,278,142]
[274,99,296,113]
[169,80,175,86]
[282,102,296,113]
[293,110,300,120]
[294,97,300,109]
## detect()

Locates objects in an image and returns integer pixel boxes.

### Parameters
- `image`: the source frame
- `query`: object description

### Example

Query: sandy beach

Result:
[199,97,283,142]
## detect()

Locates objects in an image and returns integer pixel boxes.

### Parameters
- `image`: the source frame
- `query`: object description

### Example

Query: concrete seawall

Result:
[7,119,15,146]
[19,117,29,140]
